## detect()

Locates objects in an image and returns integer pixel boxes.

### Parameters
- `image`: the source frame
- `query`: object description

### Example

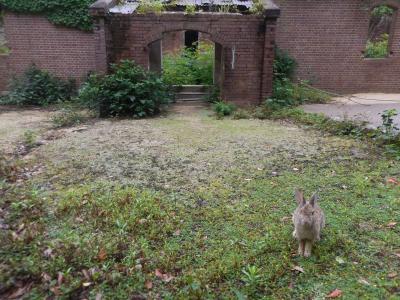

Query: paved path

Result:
[302,93,400,128]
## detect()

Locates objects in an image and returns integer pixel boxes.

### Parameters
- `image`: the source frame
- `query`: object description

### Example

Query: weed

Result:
[51,103,87,128]
[136,0,165,14]
[213,101,236,118]
[232,108,252,120]
[184,4,196,15]
[22,130,37,149]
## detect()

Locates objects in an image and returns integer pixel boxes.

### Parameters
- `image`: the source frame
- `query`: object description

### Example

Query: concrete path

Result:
[302,93,400,128]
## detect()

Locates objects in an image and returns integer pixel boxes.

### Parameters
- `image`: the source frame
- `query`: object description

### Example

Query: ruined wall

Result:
[1,13,96,90]
[275,0,400,93]
[103,13,275,105]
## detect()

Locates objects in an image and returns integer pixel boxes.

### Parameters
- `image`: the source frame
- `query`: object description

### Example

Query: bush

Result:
[136,0,165,14]
[77,60,173,118]
[232,108,252,120]
[273,48,297,81]
[51,103,87,128]
[365,33,389,58]
[162,42,214,85]
[0,65,75,106]
[213,101,236,118]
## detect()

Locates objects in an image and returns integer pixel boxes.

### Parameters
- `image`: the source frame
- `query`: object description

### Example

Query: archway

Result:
[148,30,224,101]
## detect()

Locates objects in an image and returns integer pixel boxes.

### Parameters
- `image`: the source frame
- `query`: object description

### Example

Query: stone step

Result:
[173,85,210,93]
[175,92,208,101]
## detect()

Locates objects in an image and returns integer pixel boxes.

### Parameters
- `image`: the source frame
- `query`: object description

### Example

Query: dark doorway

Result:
[185,30,199,50]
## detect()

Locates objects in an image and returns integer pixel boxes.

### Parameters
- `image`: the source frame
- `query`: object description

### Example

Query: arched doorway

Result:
[148,30,224,100]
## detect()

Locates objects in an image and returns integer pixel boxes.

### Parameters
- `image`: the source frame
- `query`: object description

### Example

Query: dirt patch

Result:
[0,106,52,153]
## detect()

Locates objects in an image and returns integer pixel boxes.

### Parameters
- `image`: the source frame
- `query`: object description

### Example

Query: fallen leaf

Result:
[82,269,91,280]
[57,272,64,286]
[386,177,399,185]
[155,269,163,279]
[43,248,54,258]
[335,257,345,265]
[95,293,103,300]
[173,229,181,236]
[41,272,52,282]
[387,222,397,229]
[394,253,400,259]
[97,248,107,261]
[292,168,299,171]
[358,278,370,286]
[145,281,153,289]
[327,289,342,298]
[388,272,397,279]
[7,282,33,299]
[50,286,61,296]
[82,282,92,287]
[154,269,174,282]
[138,219,147,224]
[291,266,304,273]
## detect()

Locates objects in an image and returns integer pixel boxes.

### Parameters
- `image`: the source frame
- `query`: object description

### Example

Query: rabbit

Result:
[292,189,325,257]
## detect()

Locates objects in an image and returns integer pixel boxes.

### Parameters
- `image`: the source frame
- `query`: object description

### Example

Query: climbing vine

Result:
[0,0,96,31]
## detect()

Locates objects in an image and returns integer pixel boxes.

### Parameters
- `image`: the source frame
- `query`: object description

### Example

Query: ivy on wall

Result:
[0,0,97,31]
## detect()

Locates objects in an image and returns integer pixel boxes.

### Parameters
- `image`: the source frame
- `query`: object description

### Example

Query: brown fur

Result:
[292,189,325,257]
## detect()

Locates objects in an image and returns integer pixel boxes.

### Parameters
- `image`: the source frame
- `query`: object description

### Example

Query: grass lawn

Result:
[0,107,399,299]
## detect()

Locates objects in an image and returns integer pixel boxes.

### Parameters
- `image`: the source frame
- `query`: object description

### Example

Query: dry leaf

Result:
[41,272,52,282]
[82,282,92,287]
[43,248,54,258]
[50,286,61,296]
[327,289,342,298]
[358,278,370,286]
[155,269,163,278]
[8,282,33,299]
[98,248,107,261]
[154,269,174,282]
[57,272,64,286]
[386,178,399,185]
[292,266,304,273]
[82,269,91,281]
[95,293,103,300]
[387,222,397,229]
[388,272,397,279]
[145,281,153,289]
[173,229,181,236]
[394,253,400,259]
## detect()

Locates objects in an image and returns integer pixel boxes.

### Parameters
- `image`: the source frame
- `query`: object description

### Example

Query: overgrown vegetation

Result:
[364,5,395,58]
[78,60,173,118]
[365,33,389,58]
[162,41,214,85]
[0,65,75,106]
[136,0,166,14]
[0,0,96,31]
[213,101,236,118]
[51,103,88,128]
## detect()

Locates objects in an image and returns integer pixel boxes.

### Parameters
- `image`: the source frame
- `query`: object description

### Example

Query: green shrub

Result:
[0,65,75,106]
[162,41,214,85]
[232,108,252,120]
[77,60,173,118]
[213,101,236,118]
[51,103,87,128]
[371,5,394,17]
[365,33,389,58]
[136,0,165,14]
[273,48,297,81]
[185,4,196,15]
[205,85,221,103]
[0,0,96,31]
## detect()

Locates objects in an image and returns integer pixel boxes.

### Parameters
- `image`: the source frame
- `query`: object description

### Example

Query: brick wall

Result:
[163,31,184,54]
[275,0,400,93]
[0,55,9,92]
[103,13,275,105]
[1,13,96,89]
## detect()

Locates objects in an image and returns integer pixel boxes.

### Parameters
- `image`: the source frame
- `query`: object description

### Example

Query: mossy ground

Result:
[0,107,399,299]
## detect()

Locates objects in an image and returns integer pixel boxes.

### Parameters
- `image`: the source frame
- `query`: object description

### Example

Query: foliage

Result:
[0,65,75,106]
[213,101,236,118]
[51,103,87,128]
[77,60,173,118]
[162,42,214,85]
[22,130,37,149]
[249,0,264,14]
[136,0,165,14]
[205,85,221,103]
[273,47,297,81]
[232,108,252,120]
[0,0,96,31]
[371,5,394,17]
[0,151,20,182]
[184,4,196,15]
[365,33,389,58]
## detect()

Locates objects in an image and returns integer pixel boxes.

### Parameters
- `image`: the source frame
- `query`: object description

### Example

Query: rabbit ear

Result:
[310,192,319,207]
[295,189,305,206]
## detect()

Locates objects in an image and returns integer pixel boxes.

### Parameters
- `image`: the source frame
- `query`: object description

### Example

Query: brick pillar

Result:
[260,17,278,102]
[93,18,108,74]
